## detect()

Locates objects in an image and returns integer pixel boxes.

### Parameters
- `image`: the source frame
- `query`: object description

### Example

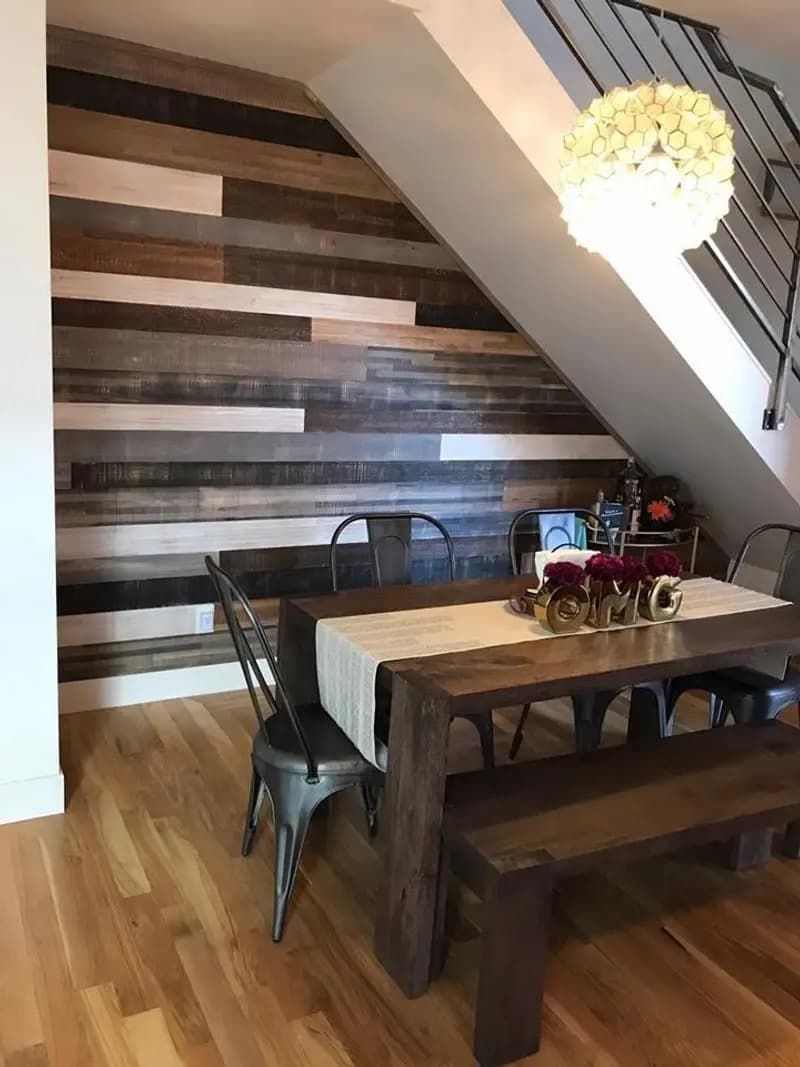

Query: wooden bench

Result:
[439,722,800,1067]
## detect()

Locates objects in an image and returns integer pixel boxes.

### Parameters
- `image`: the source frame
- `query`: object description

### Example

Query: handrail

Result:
[532,0,800,430]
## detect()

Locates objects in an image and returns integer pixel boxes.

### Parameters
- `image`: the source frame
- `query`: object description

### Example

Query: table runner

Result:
[315,578,787,767]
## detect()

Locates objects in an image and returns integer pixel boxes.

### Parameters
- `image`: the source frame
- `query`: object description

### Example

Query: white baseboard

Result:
[0,771,65,825]
[59,658,272,713]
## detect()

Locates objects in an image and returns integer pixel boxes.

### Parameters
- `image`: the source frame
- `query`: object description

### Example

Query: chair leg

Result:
[710,694,728,728]
[572,691,613,754]
[265,774,329,942]
[360,781,380,838]
[241,767,266,857]
[627,683,670,745]
[509,704,531,761]
[466,712,495,770]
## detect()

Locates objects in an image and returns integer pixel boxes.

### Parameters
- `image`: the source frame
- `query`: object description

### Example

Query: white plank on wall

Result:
[57,604,215,647]
[51,270,418,325]
[53,402,305,433]
[49,149,223,215]
[439,434,628,462]
[57,515,371,560]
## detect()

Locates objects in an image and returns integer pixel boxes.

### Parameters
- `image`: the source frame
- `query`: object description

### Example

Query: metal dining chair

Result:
[507,506,669,758]
[329,511,496,769]
[206,557,383,942]
[667,523,800,728]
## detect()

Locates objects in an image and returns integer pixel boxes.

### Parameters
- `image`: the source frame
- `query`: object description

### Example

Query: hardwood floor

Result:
[3,693,800,1065]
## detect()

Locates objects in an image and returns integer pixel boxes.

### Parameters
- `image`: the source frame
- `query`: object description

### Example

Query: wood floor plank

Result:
[48,106,395,201]
[51,271,417,326]
[53,402,305,434]
[80,985,138,1067]
[122,1008,183,1067]
[49,150,222,215]
[0,836,44,1057]
[47,26,318,117]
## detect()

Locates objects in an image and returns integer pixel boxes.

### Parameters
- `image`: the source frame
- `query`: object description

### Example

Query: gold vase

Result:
[639,575,684,621]
[586,580,637,628]
[533,582,590,634]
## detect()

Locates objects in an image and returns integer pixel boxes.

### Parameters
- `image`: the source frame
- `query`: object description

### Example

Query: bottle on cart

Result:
[616,458,643,534]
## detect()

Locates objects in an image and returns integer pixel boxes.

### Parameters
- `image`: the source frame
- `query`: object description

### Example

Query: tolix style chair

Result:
[329,512,496,769]
[206,557,383,942]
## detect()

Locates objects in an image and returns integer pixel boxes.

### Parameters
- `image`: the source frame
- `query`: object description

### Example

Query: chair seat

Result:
[682,664,800,703]
[254,704,384,776]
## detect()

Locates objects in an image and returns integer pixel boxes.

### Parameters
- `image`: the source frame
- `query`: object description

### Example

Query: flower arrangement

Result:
[646,496,676,526]
[645,549,682,578]
[542,560,586,588]
[620,556,649,587]
[584,553,626,584]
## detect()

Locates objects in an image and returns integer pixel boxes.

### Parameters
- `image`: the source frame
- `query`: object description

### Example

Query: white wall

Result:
[0,0,64,822]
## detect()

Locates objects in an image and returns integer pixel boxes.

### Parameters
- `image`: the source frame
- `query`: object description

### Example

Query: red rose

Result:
[542,561,586,588]
[645,550,682,578]
[621,557,649,586]
[584,553,626,583]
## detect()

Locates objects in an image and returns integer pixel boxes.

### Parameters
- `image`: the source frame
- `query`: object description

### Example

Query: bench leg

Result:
[474,869,553,1067]
[724,828,774,871]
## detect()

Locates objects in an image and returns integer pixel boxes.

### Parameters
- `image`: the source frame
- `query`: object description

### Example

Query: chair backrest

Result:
[205,557,319,781]
[508,507,617,576]
[729,524,800,602]
[329,511,456,592]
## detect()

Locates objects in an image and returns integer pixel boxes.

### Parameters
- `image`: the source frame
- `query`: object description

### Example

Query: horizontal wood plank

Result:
[52,326,367,381]
[57,552,216,585]
[50,195,455,269]
[48,105,396,200]
[440,434,627,461]
[312,318,537,355]
[49,149,222,215]
[51,228,223,282]
[57,603,213,646]
[47,25,318,116]
[56,515,377,559]
[52,298,311,340]
[53,402,305,433]
[51,270,418,325]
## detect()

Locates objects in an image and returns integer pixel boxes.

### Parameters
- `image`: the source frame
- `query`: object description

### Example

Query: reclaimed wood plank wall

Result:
[48,26,627,696]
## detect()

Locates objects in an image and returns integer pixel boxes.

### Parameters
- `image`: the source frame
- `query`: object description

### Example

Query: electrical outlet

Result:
[196,606,215,634]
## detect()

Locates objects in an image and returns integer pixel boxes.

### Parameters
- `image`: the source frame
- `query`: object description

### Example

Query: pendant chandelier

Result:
[559,81,735,260]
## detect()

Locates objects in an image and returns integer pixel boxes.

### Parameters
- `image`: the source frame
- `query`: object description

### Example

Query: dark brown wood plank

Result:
[52,326,367,382]
[223,245,487,305]
[47,25,319,116]
[51,228,223,282]
[51,298,311,340]
[223,178,430,241]
[47,66,357,155]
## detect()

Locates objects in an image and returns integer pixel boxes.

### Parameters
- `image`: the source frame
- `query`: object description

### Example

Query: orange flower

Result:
[647,499,674,524]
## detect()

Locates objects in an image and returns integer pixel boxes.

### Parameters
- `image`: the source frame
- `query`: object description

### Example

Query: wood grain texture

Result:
[48,66,356,156]
[50,196,455,269]
[53,402,305,434]
[311,318,537,355]
[51,270,418,326]
[48,106,396,200]
[49,149,223,215]
[47,25,319,116]
[51,228,224,282]
[223,178,431,242]
[53,326,367,381]
[53,298,311,340]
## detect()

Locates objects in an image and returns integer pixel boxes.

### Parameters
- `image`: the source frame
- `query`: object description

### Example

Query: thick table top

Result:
[283,577,800,713]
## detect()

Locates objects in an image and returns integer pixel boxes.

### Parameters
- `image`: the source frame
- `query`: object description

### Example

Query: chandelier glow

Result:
[559,81,735,260]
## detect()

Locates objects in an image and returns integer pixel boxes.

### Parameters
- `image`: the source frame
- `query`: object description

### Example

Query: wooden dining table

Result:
[277,575,800,999]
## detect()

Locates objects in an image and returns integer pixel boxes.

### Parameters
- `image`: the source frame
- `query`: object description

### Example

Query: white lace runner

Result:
[314,578,787,767]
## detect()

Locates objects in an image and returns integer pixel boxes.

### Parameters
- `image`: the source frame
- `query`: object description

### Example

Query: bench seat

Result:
[441,722,800,1066]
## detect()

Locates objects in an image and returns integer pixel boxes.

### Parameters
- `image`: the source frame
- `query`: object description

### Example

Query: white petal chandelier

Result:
[559,81,735,260]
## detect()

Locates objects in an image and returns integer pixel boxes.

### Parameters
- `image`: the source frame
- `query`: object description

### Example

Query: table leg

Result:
[374,673,452,998]
[277,598,319,706]
[724,828,774,870]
